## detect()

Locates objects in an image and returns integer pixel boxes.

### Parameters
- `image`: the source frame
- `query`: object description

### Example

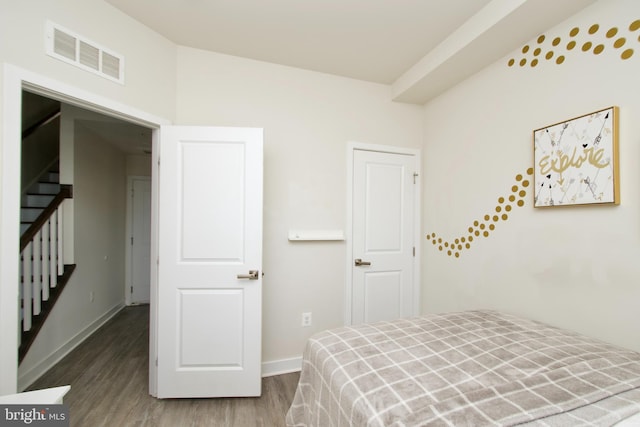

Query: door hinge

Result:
[413,246,416,257]
[131,236,134,245]
[130,286,133,294]
[413,172,419,184]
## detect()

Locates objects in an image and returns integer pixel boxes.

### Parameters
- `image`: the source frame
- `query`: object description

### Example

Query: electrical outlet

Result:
[302,312,312,327]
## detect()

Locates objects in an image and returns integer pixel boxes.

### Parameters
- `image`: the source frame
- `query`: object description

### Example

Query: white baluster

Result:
[33,231,42,316]
[50,210,58,288]
[41,220,50,301]
[22,243,33,332]
[57,204,63,274]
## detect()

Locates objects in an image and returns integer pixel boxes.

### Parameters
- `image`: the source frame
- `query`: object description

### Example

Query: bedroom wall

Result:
[421,0,640,352]
[175,47,424,366]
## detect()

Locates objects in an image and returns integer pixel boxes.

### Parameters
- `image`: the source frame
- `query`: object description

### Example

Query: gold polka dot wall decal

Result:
[509,19,640,68]
[519,190,526,197]
[426,168,537,258]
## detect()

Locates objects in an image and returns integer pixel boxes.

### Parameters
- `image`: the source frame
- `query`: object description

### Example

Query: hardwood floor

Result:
[27,305,300,427]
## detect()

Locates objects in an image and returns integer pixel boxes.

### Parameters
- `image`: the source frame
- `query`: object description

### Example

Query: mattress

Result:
[286,310,640,426]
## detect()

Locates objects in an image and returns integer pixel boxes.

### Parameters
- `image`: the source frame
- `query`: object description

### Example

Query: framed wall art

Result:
[533,106,619,207]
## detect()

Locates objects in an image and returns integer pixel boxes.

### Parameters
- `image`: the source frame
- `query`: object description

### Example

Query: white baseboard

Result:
[18,302,125,391]
[261,356,302,377]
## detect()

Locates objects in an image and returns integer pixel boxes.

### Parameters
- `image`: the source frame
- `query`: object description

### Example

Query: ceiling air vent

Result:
[45,21,125,84]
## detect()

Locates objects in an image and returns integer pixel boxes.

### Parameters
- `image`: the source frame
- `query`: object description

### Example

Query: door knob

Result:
[237,270,259,280]
[354,259,371,266]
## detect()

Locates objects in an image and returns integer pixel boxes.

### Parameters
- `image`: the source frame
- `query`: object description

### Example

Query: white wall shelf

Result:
[288,229,344,241]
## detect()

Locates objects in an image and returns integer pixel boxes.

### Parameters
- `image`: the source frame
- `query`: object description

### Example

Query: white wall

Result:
[175,47,424,365]
[19,123,128,388]
[421,0,640,352]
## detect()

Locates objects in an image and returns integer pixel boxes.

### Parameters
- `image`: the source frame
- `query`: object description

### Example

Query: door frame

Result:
[344,141,421,326]
[1,64,168,395]
[125,175,152,306]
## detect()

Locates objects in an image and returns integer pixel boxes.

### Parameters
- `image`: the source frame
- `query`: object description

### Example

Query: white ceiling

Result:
[106,0,596,103]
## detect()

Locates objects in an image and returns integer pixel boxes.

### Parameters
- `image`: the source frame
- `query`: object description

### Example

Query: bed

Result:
[286,310,640,426]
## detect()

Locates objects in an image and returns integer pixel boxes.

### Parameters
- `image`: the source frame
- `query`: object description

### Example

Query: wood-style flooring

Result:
[27,305,300,427]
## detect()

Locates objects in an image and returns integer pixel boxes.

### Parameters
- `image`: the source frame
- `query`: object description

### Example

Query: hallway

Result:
[28,305,299,426]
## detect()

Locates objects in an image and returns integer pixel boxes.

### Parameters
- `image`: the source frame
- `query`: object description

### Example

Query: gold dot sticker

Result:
[589,24,599,34]
[533,47,541,56]
[570,27,580,37]
[501,214,509,221]
[594,44,604,55]
[517,200,525,207]
[531,59,538,67]
[520,58,527,67]
[515,174,523,182]
[622,49,634,60]
[607,27,619,38]
[522,45,530,53]
[630,20,640,31]
[537,35,546,44]
[614,37,626,48]
[567,41,576,50]
[484,215,490,221]
[582,41,592,51]
[522,180,530,187]
[508,58,515,67]
[556,55,565,65]
[546,51,554,60]
[527,168,533,175]
[519,190,526,197]
[552,37,561,46]
[498,197,505,203]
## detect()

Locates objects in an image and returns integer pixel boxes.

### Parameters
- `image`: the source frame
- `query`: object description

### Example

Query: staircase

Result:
[19,163,75,363]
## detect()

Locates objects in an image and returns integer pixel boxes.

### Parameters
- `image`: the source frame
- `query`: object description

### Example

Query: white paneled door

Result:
[351,149,418,324]
[130,177,151,304]
[157,126,263,398]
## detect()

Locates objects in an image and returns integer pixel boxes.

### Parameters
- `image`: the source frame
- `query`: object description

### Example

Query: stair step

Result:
[21,207,44,222]
[29,182,60,194]
[46,172,60,183]
[23,194,55,208]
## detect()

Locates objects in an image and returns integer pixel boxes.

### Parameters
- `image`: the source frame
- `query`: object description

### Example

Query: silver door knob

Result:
[237,270,259,280]
[354,259,371,266]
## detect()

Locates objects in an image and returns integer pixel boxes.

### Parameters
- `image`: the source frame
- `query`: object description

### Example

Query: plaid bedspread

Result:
[286,310,640,426]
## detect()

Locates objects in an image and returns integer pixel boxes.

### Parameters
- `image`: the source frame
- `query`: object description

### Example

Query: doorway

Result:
[1,64,167,395]
[345,142,421,326]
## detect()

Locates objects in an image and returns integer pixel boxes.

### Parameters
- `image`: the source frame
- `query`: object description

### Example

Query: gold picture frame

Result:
[533,106,619,207]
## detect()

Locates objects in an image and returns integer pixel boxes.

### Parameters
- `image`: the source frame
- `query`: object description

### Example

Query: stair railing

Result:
[20,185,72,335]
